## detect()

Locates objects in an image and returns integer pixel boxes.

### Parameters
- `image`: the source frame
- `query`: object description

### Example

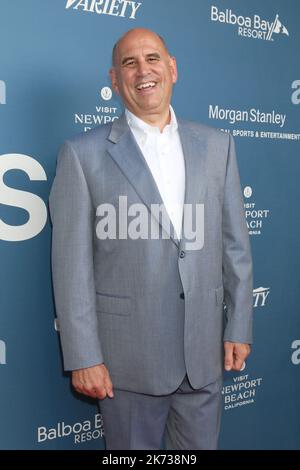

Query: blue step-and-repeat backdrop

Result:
[1,0,299,450]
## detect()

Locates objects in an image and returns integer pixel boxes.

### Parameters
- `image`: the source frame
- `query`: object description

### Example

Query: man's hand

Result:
[72,364,114,400]
[224,342,251,371]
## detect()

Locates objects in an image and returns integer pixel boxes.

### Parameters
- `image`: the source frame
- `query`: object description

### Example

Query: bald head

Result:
[112,28,170,67]
[109,27,177,130]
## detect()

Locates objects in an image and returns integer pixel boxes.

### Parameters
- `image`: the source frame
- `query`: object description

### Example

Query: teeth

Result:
[136,82,156,90]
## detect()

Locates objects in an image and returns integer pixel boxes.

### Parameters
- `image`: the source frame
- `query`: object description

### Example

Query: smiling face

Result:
[109,29,178,126]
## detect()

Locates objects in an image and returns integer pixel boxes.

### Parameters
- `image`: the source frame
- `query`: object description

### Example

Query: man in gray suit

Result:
[49,28,253,450]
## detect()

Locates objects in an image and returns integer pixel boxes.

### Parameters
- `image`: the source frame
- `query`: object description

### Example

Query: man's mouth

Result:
[135,81,157,91]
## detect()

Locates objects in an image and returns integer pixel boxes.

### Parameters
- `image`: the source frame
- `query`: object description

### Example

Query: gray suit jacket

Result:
[49,114,253,395]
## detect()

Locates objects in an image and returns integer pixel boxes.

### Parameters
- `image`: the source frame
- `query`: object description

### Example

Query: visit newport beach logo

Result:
[243,186,270,236]
[222,372,263,411]
[210,5,289,41]
[65,0,142,19]
[75,83,119,132]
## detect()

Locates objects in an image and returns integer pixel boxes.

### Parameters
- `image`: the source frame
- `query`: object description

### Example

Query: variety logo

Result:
[243,186,270,236]
[253,287,270,308]
[291,80,300,105]
[210,6,289,42]
[37,413,104,444]
[222,373,263,411]
[0,154,47,242]
[0,340,6,365]
[291,340,300,365]
[65,0,142,20]
[0,80,6,105]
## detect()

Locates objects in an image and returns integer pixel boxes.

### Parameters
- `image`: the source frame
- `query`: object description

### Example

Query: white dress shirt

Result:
[125,106,186,239]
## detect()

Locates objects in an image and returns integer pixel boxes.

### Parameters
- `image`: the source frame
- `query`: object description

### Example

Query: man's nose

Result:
[136,60,151,76]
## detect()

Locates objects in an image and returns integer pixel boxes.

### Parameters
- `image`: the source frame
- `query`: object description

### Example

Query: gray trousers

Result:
[99,374,223,450]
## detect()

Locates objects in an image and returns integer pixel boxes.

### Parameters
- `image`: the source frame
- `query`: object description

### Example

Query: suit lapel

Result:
[106,114,208,249]
[177,120,208,249]
[106,114,179,246]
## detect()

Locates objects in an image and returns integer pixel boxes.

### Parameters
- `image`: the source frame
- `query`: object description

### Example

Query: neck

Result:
[131,107,171,133]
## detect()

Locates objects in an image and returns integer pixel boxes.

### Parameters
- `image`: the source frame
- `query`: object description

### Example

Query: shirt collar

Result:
[125,106,178,139]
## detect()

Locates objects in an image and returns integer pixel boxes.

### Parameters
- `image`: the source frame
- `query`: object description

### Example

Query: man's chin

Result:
[136,101,164,114]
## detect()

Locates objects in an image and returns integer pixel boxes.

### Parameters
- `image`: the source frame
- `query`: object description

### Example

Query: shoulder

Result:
[178,118,230,144]
[65,122,112,152]
[57,122,114,170]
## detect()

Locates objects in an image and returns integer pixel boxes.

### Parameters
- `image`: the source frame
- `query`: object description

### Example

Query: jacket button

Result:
[179,250,185,258]
[180,292,185,300]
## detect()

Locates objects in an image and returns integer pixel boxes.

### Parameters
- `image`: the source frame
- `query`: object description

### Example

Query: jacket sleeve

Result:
[49,140,104,370]
[222,134,253,344]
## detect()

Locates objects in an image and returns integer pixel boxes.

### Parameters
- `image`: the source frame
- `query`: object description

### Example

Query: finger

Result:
[83,388,99,398]
[233,356,244,371]
[224,344,233,371]
[74,385,95,397]
[93,385,108,400]
[244,346,251,359]
[104,376,114,398]
[81,386,103,399]
[77,380,98,398]
[73,381,85,394]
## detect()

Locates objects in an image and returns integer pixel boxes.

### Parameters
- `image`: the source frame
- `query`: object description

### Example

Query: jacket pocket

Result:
[215,286,224,306]
[96,292,132,316]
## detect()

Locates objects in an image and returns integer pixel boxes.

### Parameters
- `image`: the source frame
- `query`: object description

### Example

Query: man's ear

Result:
[109,67,120,95]
[169,56,178,84]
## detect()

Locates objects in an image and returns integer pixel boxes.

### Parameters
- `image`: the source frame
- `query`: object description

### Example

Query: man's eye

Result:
[148,57,159,62]
[124,61,135,67]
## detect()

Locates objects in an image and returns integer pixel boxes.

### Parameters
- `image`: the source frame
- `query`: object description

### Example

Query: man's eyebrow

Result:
[146,52,161,58]
[121,52,161,65]
[121,56,135,65]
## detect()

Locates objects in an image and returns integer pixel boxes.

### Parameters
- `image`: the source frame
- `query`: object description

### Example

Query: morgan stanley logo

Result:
[0,80,6,105]
[0,340,6,365]
[95,196,204,250]
[211,6,289,42]
[65,0,142,20]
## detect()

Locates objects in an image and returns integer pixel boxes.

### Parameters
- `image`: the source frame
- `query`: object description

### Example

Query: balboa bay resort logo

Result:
[291,340,300,365]
[65,0,142,20]
[291,80,300,105]
[37,414,104,444]
[210,6,289,42]
[0,340,6,365]
[0,80,6,104]
[222,371,263,411]
[253,287,270,308]
[75,85,119,132]
[243,186,270,236]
